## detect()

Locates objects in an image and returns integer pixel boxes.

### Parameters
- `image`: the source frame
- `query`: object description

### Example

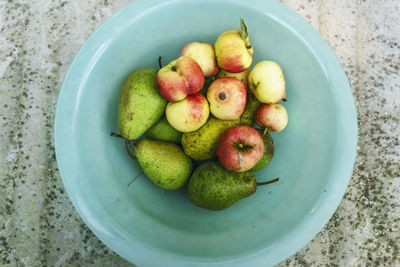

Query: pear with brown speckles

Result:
[133,139,193,190]
[118,69,167,140]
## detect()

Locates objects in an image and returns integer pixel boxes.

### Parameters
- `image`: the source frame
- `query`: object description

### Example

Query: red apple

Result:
[180,42,219,77]
[217,125,264,172]
[166,93,210,132]
[157,56,204,102]
[207,77,247,120]
[214,19,253,73]
[255,104,288,132]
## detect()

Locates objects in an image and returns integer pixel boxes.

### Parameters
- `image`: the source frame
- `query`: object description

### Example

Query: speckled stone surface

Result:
[0,0,399,266]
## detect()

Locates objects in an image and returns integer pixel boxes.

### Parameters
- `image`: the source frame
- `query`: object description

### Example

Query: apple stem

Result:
[127,171,144,187]
[262,128,269,137]
[110,132,137,160]
[282,98,287,102]
[158,56,163,69]
[256,177,279,186]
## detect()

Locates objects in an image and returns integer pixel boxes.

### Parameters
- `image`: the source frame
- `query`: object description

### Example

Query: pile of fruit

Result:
[113,19,288,211]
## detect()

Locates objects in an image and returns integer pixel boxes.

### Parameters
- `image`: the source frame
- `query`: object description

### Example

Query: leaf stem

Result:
[110,132,137,160]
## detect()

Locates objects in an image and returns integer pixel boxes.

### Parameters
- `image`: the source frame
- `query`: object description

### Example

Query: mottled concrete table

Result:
[1,0,399,266]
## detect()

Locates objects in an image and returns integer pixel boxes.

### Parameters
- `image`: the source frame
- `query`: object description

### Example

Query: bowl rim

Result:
[54,0,358,266]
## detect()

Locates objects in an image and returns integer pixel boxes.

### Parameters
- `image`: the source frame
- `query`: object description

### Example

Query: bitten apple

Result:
[248,60,285,104]
[166,93,210,132]
[207,77,247,120]
[217,125,264,172]
[217,68,251,91]
[157,56,204,102]
[255,103,288,132]
[180,42,219,77]
[215,19,253,73]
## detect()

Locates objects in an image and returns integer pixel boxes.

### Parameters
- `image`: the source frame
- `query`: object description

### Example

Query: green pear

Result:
[182,94,261,161]
[187,162,278,210]
[251,130,274,172]
[145,116,182,144]
[133,139,192,190]
[118,68,167,140]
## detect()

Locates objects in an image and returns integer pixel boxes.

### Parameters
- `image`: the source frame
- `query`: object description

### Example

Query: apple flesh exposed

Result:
[215,19,253,73]
[217,68,251,91]
[207,77,247,120]
[166,93,210,132]
[157,56,204,102]
[255,103,288,132]
[180,42,219,77]
[217,125,264,172]
[248,60,285,104]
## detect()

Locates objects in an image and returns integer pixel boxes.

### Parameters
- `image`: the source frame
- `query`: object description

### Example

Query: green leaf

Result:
[240,18,248,41]
[240,18,252,49]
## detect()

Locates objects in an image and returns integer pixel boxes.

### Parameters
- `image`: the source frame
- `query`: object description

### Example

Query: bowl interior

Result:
[56,0,357,265]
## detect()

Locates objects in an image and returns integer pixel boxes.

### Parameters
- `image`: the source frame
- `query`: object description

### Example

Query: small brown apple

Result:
[207,77,247,120]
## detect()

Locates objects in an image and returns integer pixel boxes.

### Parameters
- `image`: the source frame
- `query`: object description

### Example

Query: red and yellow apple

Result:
[180,42,219,77]
[248,60,286,104]
[217,125,264,172]
[166,93,210,132]
[255,103,288,132]
[157,56,204,102]
[217,68,251,91]
[215,19,253,73]
[207,77,247,120]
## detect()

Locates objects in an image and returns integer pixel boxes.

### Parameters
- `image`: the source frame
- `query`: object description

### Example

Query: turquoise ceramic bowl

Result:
[54,0,357,266]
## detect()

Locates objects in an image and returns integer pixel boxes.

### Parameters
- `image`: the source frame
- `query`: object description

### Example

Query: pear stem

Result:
[110,132,124,139]
[127,171,144,187]
[282,98,287,102]
[158,56,163,69]
[110,132,136,143]
[110,132,137,160]
[256,177,279,186]
[125,140,136,160]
